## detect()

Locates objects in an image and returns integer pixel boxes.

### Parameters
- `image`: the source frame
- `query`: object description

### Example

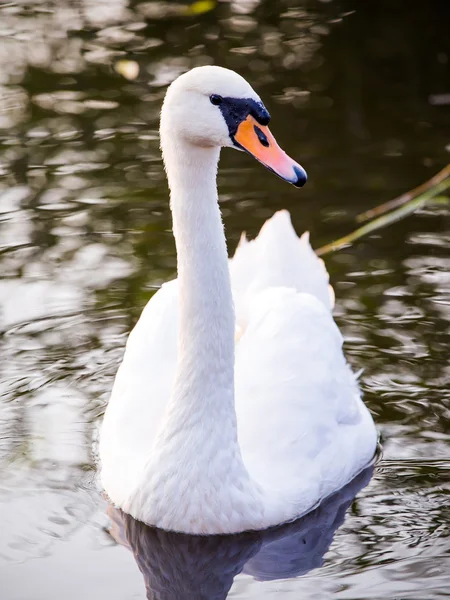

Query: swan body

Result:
[99,66,377,534]
[108,466,374,598]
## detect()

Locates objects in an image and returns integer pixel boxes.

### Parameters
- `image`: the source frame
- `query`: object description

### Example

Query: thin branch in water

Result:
[316,184,450,257]
[356,163,450,223]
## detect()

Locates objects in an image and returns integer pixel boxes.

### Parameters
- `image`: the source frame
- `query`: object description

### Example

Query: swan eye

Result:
[210,94,223,106]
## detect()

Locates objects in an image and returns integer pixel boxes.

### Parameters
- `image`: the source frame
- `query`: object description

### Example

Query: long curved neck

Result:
[132,131,265,533]
[163,138,235,414]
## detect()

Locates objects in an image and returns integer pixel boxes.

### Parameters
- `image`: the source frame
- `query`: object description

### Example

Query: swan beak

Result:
[233,115,307,187]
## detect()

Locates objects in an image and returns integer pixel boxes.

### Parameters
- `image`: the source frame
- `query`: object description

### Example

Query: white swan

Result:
[99,66,377,535]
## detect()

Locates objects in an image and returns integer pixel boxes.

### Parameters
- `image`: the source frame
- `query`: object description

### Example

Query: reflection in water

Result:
[110,467,373,599]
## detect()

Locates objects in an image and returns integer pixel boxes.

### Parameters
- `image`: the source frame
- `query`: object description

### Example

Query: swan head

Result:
[160,66,307,187]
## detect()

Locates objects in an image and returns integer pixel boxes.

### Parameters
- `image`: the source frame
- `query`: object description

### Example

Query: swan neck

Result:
[126,129,265,533]
[164,139,235,402]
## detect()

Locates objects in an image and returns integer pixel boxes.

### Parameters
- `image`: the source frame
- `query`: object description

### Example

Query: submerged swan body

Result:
[99,66,377,534]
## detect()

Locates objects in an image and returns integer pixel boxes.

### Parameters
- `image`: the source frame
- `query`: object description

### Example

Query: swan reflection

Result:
[109,466,373,599]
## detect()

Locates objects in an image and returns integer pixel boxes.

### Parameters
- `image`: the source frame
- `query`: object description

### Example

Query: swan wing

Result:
[231,211,375,519]
[230,210,334,334]
[99,280,179,506]
[235,286,377,519]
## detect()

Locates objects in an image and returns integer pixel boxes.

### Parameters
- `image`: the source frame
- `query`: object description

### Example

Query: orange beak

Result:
[233,115,307,187]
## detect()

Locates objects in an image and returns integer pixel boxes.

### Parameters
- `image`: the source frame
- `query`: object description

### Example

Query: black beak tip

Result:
[293,165,307,188]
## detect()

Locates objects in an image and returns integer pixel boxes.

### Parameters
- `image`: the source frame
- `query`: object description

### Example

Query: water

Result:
[0,0,449,598]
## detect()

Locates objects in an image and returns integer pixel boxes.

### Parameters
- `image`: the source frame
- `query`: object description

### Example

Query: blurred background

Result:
[0,1,449,599]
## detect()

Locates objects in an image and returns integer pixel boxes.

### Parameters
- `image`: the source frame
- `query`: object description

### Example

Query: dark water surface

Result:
[1,1,449,598]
